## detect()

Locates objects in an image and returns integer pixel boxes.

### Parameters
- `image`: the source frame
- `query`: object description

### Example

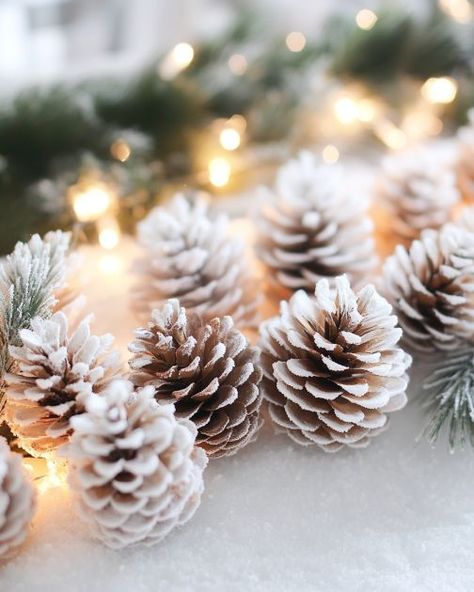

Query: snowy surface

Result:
[2,238,474,592]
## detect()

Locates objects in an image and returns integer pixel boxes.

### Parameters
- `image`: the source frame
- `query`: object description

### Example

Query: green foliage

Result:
[423,351,474,451]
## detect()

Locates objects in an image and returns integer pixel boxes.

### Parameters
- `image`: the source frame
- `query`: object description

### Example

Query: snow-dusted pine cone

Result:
[129,299,262,458]
[0,437,36,558]
[131,193,258,328]
[5,311,122,456]
[255,152,377,293]
[65,379,207,549]
[384,224,474,353]
[457,109,474,202]
[260,276,411,452]
[377,148,460,242]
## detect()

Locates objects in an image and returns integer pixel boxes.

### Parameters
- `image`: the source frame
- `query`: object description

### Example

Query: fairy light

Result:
[219,128,241,151]
[71,181,114,223]
[322,145,340,164]
[356,9,378,30]
[374,119,407,150]
[98,217,121,250]
[286,31,306,52]
[334,97,358,124]
[228,54,248,75]
[439,0,473,23]
[159,42,194,80]
[99,254,122,274]
[110,138,131,162]
[421,77,458,104]
[208,157,231,187]
[228,114,247,131]
[356,98,377,122]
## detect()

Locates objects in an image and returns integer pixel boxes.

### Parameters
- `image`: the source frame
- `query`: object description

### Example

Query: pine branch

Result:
[0,231,71,415]
[422,350,474,451]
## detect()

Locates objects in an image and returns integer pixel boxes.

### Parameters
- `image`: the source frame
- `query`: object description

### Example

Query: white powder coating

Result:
[2,229,474,591]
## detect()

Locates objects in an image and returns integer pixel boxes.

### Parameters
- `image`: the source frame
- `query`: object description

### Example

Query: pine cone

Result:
[377,148,460,242]
[5,310,122,456]
[255,152,377,294]
[259,276,410,452]
[0,437,36,558]
[131,193,258,328]
[457,109,474,202]
[129,299,262,458]
[384,224,474,353]
[65,380,207,549]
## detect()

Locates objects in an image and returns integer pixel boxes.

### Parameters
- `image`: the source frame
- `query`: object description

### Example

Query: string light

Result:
[286,32,306,52]
[219,128,241,151]
[374,119,407,150]
[421,77,458,104]
[110,139,131,162]
[159,42,194,80]
[71,181,114,223]
[208,158,231,187]
[322,145,340,164]
[22,457,67,494]
[228,114,247,131]
[98,217,121,250]
[356,98,377,122]
[356,9,378,30]
[228,54,248,75]
[439,0,473,23]
[99,254,122,274]
[334,97,358,124]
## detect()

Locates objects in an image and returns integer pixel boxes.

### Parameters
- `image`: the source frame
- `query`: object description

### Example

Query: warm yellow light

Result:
[356,9,378,30]
[37,458,67,494]
[286,31,306,52]
[421,77,458,104]
[402,111,444,140]
[334,97,358,124]
[322,145,340,164]
[228,53,248,75]
[208,158,231,187]
[72,183,113,222]
[219,128,241,151]
[374,120,407,150]
[228,114,247,131]
[356,98,377,122]
[159,42,194,79]
[99,254,122,275]
[110,139,131,162]
[98,217,121,250]
[439,0,473,23]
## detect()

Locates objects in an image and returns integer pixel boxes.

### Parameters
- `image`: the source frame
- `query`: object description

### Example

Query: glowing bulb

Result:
[356,98,377,122]
[374,120,407,150]
[228,114,247,131]
[219,128,241,151]
[110,139,131,162]
[208,158,231,187]
[356,9,378,30]
[439,0,473,23]
[98,217,121,250]
[159,42,194,79]
[286,31,306,52]
[421,77,458,104]
[228,54,248,75]
[72,183,113,222]
[322,145,340,164]
[37,458,67,494]
[334,97,358,124]
[99,254,122,274]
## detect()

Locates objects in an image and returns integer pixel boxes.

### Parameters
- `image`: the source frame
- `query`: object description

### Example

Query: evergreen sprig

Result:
[423,350,474,451]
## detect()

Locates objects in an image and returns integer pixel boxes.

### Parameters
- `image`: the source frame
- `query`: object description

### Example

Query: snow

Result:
[2,235,474,592]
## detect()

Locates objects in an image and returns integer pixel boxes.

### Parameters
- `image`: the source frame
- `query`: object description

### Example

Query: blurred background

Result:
[0,0,473,254]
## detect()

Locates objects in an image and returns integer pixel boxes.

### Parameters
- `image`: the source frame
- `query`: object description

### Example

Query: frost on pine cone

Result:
[377,148,460,242]
[0,437,36,559]
[5,311,122,456]
[131,193,258,328]
[255,152,377,294]
[384,224,474,353]
[457,109,474,202]
[66,380,207,549]
[129,299,262,458]
[259,276,410,452]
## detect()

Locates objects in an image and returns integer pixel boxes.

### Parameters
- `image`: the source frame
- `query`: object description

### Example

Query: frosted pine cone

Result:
[457,109,474,202]
[384,224,474,353]
[260,276,410,452]
[132,194,258,328]
[129,299,262,458]
[5,311,122,456]
[377,148,460,242]
[65,379,207,549]
[0,437,36,558]
[256,152,377,293]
